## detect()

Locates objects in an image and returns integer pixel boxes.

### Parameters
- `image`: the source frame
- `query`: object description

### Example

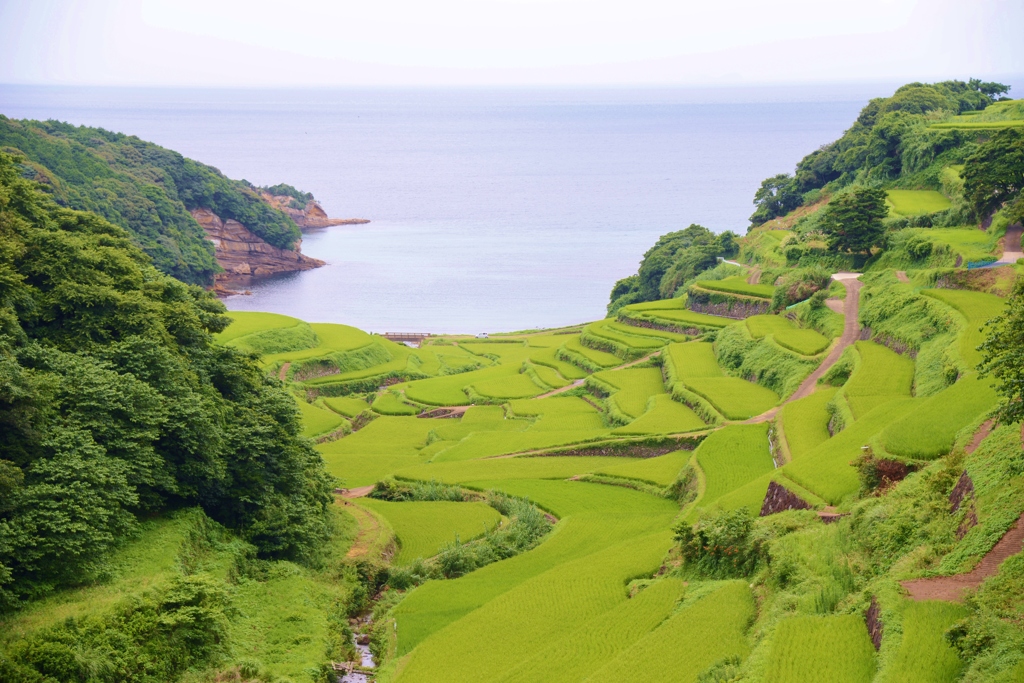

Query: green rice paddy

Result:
[762,614,876,683]
[611,394,706,434]
[886,190,952,216]
[877,601,967,683]
[294,397,347,437]
[356,499,501,565]
[695,275,776,299]
[746,315,832,355]
[216,311,304,343]
[843,342,915,418]
[593,367,667,418]
[923,289,1007,367]
[685,376,780,420]
[780,387,837,459]
[879,374,998,459]
[911,228,998,265]
[693,424,774,511]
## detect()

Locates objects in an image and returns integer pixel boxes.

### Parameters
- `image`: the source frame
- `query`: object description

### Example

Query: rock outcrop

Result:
[260,193,370,229]
[191,208,324,280]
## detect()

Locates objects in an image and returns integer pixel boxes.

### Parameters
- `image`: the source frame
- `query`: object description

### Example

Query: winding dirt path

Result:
[339,485,375,499]
[997,223,1023,265]
[895,271,910,283]
[536,379,586,399]
[972,222,1022,268]
[337,497,384,559]
[902,513,1024,601]
[745,273,863,424]
[278,362,291,381]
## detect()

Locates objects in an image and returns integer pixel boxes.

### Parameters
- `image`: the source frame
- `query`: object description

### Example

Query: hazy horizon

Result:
[2,0,1020,88]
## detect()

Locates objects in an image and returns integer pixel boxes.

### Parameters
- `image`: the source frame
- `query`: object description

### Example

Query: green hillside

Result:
[0,117,309,285]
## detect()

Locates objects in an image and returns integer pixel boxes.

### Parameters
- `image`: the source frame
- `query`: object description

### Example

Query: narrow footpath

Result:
[902,514,1024,601]
[995,223,1023,265]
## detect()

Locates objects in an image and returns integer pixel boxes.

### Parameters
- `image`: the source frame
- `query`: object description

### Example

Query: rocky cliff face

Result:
[191,208,325,281]
[260,193,370,229]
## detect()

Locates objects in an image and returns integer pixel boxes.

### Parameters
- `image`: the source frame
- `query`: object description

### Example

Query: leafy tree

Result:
[979,277,1024,424]
[962,129,1024,221]
[750,173,802,226]
[819,188,889,254]
[607,225,739,313]
[674,508,766,578]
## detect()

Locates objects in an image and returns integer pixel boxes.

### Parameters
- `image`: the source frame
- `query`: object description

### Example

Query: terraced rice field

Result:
[622,304,733,329]
[783,398,921,504]
[877,601,967,683]
[372,392,421,416]
[685,376,780,420]
[843,342,915,418]
[694,275,776,298]
[594,449,692,486]
[217,302,1011,682]
[294,398,347,437]
[318,417,439,486]
[356,499,501,565]
[666,341,723,378]
[611,394,706,434]
[746,315,832,355]
[886,189,952,216]
[264,323,376,365]
[691,424,774,513]
[780,388,837,459]
[562,335,622,368]
[585,319,672,350]
[879,374,998,459]
[391,480,679,679]
[923,289,1007,367]
[909,228,997,265]
[761,614,876,683]
[322,395,371,417]
[216,311,304,343]
[593,367,667,418]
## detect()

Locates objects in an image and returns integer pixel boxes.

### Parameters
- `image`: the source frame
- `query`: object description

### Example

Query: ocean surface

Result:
[2,84,895,332]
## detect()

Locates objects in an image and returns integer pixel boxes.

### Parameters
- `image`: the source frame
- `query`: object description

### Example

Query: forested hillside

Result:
[0,148,340,681]
[611,79,1022,310]
[0,117,307,285]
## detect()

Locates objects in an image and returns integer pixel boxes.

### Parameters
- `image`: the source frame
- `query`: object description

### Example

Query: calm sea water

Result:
[1,85,891,332]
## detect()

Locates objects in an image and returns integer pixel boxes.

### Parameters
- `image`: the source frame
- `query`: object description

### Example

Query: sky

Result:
[0,0,1020,87]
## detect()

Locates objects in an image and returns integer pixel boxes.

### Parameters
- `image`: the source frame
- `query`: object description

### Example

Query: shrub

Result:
[674,508,767,577]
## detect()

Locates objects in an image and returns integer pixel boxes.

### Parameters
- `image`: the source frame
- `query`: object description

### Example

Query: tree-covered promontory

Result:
[0,117,308,286]
[0,150,332,611]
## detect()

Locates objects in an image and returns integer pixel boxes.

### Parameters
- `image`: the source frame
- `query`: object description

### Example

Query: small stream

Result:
[338,619,376,683]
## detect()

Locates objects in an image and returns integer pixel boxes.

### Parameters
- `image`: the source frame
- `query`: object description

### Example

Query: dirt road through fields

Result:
[746,273,862,424]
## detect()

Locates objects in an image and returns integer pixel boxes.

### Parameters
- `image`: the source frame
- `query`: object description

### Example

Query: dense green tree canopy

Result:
[0,118,306,286]
[819,187,889,254]
[962,129,1024,222]
[980,276,1024,425]
[607,225,738,312]
[0,151,331,610]
[749,173,802,226]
